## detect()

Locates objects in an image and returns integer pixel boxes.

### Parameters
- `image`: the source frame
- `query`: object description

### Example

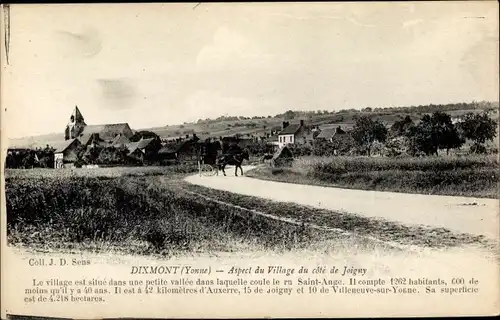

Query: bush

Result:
[245,141,276,157]
[310,155,497,173]
[470,143,487,154]
[288,144,312,157]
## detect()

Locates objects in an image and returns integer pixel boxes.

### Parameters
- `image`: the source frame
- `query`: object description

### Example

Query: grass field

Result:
[247,155,499,198]
[4,166,328,257]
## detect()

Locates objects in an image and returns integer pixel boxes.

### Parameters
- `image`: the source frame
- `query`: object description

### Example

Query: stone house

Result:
[53,139,82,168]
[277,120,314,148]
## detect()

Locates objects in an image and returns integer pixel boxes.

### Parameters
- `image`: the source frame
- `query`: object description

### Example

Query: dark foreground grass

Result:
[181,182,496,251]
[248,155,499,198]
[5,169,321,256]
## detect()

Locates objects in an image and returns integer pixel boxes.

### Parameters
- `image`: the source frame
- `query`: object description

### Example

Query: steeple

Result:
[70,105,86,125]
[65,105,87,140]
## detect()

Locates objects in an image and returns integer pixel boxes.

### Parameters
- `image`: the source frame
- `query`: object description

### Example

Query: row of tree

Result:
[322,111,497,157]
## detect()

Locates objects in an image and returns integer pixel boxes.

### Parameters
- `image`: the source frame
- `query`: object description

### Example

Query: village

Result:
[5,105,350,169]
[6,100,499,170]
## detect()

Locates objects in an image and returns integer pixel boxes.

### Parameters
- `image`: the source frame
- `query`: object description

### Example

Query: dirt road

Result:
[185,166,499,240]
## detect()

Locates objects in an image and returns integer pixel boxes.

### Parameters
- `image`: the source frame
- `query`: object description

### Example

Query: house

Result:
[277,120,314,148]
[79,132,105,147]
[111,133,130,148]
[266,135,280,150]
[53,139,82,168]
[158,137,201,162]
[315,126,346,142]
[127,147,145,163]
[158,141,186,161]
[158,144,180,161]
[126,137,160,162]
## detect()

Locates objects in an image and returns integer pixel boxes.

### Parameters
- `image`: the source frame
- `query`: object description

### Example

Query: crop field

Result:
[4,164,200,179]
[4,166,336,257]
[246,154,499,198]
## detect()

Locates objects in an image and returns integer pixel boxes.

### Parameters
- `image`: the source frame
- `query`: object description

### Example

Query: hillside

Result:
[7,101,499,149]
[142,101,498,141]
[8,132,67,150]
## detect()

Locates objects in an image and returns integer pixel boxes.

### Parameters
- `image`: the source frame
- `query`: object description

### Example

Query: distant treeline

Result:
[192,101,498,125]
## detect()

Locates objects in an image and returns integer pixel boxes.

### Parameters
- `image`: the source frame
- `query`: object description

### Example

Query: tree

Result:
[74,144,87,161]
[406,112,464,156]
[283,110,296,120]
[406,115,437,156]
[431,111,464,155]
[21,151,35,169]
[391,115,413,136]
[331,133,355,154]
[385,136,410,157]
[457,112,497,154]
[439,124,464,155]
[97,147,125,165]
[83,144,103,164]
[351,116,388,156]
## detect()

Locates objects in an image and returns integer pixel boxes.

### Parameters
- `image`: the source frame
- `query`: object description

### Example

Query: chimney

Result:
[282,121,289,129]
[300,119,305,127]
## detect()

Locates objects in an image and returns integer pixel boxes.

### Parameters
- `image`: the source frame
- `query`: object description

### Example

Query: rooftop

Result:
[53,139,81,153]
[279,124,301,135]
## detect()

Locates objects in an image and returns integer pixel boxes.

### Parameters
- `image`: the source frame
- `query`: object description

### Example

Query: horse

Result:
[217,150,250,176]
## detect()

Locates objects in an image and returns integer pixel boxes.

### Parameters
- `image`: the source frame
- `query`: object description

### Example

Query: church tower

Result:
[65,105,87,140]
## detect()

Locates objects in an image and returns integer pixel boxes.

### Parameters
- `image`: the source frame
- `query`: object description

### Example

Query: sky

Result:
[2,2,499,138]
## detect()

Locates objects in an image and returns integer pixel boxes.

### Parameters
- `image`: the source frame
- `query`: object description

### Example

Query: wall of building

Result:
[54,153,64,169]
[278,134,294,148]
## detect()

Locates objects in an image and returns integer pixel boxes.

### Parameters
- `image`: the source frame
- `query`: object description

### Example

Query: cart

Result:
[196,142,220,177]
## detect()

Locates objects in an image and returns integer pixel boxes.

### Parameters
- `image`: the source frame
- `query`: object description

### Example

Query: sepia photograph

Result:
[1,2,499,318]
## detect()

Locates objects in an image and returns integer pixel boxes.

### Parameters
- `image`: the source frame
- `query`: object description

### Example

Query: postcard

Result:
[1,2,499,318]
